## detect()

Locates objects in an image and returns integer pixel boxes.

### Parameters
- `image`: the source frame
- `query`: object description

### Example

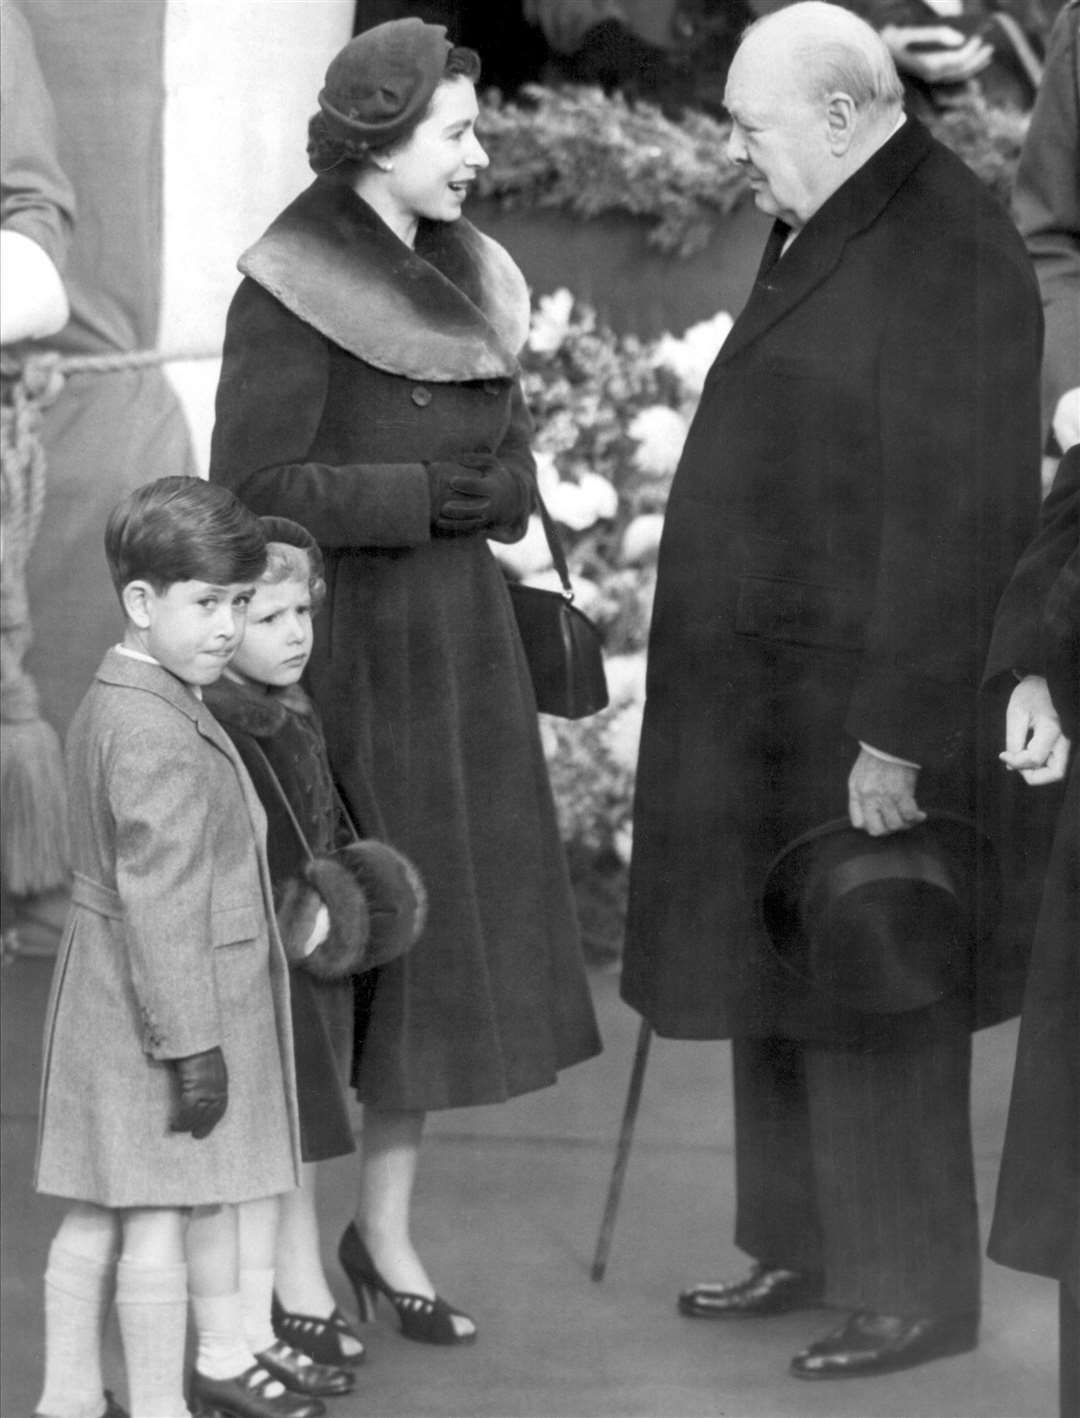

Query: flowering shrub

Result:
[476,85,750,257]
[494,293,732,959]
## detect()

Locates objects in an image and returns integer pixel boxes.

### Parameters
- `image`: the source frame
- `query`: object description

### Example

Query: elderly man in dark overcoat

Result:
[621,0,1045,1380]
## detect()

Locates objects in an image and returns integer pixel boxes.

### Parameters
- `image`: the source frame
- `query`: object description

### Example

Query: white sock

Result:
[189,1292,276,1388]
[35,1241,114,1418]
[114,1258,189,1418]
[238,1267,279,1356]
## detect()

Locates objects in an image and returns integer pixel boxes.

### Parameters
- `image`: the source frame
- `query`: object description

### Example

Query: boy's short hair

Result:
[105,477,267,596]
[258,516,327,611]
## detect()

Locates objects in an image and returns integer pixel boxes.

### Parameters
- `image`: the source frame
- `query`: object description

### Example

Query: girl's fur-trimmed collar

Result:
[204,675,313,741]
[239,180,531,382]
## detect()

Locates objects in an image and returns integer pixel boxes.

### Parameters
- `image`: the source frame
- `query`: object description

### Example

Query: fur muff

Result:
[299,856,373,980]
[331,840,427,969]
[273,867,365,981]
[275,874,336,969]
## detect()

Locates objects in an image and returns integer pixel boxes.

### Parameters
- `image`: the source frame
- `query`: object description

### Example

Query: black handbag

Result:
[507,491,609,719]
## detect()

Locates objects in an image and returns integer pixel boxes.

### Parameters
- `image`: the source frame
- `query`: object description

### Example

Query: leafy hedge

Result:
[475,84,1029,255]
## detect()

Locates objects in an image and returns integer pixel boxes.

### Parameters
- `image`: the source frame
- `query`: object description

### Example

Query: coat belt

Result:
[70,871,124,920]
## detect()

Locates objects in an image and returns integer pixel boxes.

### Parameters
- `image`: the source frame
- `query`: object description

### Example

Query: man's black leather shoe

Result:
[678,1263,825,1318]
[790,1309,979,1379]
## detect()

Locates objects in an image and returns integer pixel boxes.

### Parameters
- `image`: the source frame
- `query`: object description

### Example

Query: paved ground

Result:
[1,923,1057,1418]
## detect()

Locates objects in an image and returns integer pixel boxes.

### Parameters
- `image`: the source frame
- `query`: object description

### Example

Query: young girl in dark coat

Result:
[205,516,425,1369]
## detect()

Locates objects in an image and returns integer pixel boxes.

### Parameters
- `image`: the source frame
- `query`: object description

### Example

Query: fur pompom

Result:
[274,876,325,965]
[301,856,372,980]
[331,839,427,969]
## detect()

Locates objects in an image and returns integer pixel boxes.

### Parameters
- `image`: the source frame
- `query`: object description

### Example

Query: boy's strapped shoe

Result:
[190,1363,326,1418]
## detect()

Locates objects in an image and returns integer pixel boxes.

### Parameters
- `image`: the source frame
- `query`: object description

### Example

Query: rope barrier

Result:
[0,344,217,899]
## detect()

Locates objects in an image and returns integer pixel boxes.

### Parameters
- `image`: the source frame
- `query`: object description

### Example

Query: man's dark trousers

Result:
[731,1005,981,1318]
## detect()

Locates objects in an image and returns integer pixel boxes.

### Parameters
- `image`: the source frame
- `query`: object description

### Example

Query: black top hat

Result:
[761,811,1001,1014]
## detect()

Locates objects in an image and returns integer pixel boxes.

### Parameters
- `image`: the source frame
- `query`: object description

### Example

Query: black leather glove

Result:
[168,1046,228,1140]
[428,454,526,534]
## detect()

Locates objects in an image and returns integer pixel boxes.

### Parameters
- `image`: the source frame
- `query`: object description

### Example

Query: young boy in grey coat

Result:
[33,478,310,1418]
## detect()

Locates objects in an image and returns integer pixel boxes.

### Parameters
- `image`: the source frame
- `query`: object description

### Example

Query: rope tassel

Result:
[1,355,70,896]
[0,346,214,896]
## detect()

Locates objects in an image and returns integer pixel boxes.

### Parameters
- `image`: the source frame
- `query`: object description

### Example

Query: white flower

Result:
[538,717,560,761]
[613,821,634,864]
[488,514,554,578]
[605,702,644,774]
[628,403,688,479]
[544,470,618,531]
[535,451,562,502]
[621,513,665,566]
[528,288,575,355]
[603,651,647,707]
[654,310,734,395]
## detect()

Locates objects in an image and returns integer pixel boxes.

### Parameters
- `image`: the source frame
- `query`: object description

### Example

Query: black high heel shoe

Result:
[271,1292,366,1368]
[337,1221,477,1346]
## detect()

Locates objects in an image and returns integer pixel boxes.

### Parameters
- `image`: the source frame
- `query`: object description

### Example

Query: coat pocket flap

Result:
[211,904,260,947]
[735,576,865,651]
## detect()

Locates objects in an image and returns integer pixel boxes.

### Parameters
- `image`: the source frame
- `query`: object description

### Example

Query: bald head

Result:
[738,3,903,118]
[723,2,904,230]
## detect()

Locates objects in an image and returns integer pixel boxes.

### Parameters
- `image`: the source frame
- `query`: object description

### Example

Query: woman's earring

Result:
[376,158,394,173]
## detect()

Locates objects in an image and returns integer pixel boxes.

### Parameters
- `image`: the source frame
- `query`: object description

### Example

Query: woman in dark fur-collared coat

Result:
[209,19,600,1349]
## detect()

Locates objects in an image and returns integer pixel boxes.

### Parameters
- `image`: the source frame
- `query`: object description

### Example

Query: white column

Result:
[160,0,355,471]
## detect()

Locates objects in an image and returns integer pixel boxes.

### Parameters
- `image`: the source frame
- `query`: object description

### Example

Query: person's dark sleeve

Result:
[844,218,1044,767]
[209,279,431,548]
[483,379,538,544]
[983,448,1080,729]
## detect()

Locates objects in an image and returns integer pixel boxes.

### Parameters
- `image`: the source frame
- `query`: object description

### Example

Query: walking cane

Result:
[590,1017,653,1282]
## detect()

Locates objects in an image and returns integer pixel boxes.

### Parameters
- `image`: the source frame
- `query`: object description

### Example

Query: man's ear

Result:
[824,91,857,154]
[122,580,155,629]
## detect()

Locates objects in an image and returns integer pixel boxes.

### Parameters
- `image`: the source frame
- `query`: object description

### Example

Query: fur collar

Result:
[204,675,311,741]
[239,180,531,382]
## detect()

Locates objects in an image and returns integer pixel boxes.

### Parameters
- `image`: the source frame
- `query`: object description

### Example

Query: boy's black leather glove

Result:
[428,454,526,533]
[169,1046,228,1139]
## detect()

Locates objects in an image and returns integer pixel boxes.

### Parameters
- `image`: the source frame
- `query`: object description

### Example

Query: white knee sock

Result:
[189,1292,262,1383]
[35,1240,114,1418]
[114,1258,189,1418]
[239,1267,278,1355]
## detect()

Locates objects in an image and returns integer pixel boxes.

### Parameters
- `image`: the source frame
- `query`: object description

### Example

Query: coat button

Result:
[411,386,432,407]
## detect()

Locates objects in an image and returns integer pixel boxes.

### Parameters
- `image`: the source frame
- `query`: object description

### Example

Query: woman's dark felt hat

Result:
[760,811,1001,1014]
[317,18,453,151]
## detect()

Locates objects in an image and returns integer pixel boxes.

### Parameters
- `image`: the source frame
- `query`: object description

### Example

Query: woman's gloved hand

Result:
[428,454,528,534]
[168,1046,228,1139]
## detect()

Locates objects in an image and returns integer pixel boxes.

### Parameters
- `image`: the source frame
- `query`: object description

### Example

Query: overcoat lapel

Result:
[714,118,935,370]
[96,651,270,870]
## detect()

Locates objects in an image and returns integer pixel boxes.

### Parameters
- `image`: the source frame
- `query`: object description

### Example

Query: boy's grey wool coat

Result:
[35,650,301,1207]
